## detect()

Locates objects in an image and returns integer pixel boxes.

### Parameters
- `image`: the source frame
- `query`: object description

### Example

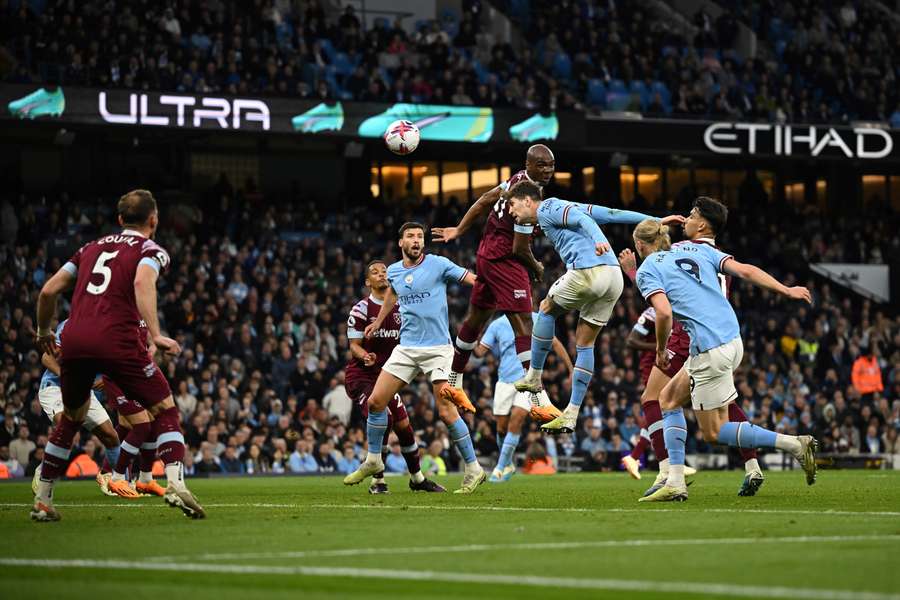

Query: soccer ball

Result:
[384,120,420,155]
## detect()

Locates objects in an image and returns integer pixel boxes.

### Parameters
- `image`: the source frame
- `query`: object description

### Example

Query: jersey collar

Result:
[121,228,146,238]
[523,170,543,188]
[401,253,426,269]
[368,294,384,305]
[692,237,717,247]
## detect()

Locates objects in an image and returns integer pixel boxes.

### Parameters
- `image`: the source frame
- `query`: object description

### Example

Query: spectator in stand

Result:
[9,425,35,467]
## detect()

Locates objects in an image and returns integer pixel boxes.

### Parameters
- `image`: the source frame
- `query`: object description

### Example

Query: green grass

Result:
[2,470,900,599]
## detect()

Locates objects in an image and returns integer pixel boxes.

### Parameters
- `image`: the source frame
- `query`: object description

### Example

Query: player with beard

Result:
[345,259,445,494]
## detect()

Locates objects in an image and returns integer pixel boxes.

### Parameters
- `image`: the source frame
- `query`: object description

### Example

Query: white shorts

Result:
[493,382,551,416]
[547,265,624,326]
[686,337,744,411]
[382,344,452,384]
[38,386,110,430]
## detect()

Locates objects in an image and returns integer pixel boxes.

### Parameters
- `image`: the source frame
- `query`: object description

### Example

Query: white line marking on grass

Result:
[153,534,900,562]
[3,502,899,518]
[1,558,897,600]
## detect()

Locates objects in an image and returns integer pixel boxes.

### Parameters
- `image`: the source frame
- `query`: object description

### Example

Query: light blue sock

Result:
[718,421,777,449]
[497,432,520,471]
[104,446,120,470]
[497,430,505,454]
[448,417,477,464]
[366,409,389,455]
[569,345,594,408]
[662,409,687,466]
[530,311,555,370]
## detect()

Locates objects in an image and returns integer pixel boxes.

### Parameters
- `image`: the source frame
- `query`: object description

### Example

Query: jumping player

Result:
[345,259,445,494]
[432,145,554,409]
[506,181,683,434]
[631,205,817,503]
[473,311,572,482]
[32,189,203,521]
[343,222,486,493]
[33,318,122,497]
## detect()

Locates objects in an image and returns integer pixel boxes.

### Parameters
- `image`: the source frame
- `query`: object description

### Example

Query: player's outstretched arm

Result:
[648,293,673,370]
[135,264,181,356]
[365,286,398,338]
[722,259,812,304]
[460,270,477,286]
[36,268,75,355]
[512,231,544,281]
[551,337,573,372]
[580,204,686,227]
[625,329,656,352]
[432,185,501,243]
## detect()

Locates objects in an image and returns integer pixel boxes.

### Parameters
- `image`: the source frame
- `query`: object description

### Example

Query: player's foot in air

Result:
[453,465,487,494]
[136,479,167,497]
[621,455,641,480]
[793,435,818,485]
[164,484,206,519]
[638,484,688,503]
[368,482,389,494]
[30,497,61,522]
[541,413,576,435]
[109,478,141,499]
[343,456,385,486]
[95,472,117,497]
[530,404,562,423]
[440,386,476,413]
[489,464,516,483]
[738,470,765,497]
[513,371,543,393]
[409,478,446,492]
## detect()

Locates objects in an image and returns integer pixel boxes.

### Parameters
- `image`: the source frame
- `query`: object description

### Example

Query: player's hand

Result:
[784,286,812,304]
[364,321,382,339]
[362,352,377,367]
[594,242,611,256]
[431,227,458,243]
[530,262,545,282]
[92,377,105,391]
[618,248,636,272]
[655,348,671,371]
[36,330,58,357]
[661,215,686,226]
[153,335,182,357]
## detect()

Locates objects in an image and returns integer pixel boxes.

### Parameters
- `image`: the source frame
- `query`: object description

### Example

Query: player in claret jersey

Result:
[345,259,445,494]
[432,145,555,419]
[31,189,204,521]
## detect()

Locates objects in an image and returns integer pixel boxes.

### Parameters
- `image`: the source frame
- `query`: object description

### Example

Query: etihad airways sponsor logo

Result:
[98,91,270,130]
[703,123,892,159]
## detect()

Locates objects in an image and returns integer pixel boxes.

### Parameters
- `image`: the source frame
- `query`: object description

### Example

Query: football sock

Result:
[717,421,778,449]
[153,407,186,489]
[528,311,555,372]
[376,448,387,480]
[496,428,506,454]
[41,413,80,481]
[728,402,759,463]
[451,321,480,374]
[663,408,688,488]
[629,430,650,460]
[448,417,477,465]
[114,421,151,478]
[514,335,531,370]
[395,423,422,477]
[643,400,668,461]
[139,440,157,480]
[104,446,120,474]
[497,432,520,471]
[567,345,594,410]
[365,408,389,458]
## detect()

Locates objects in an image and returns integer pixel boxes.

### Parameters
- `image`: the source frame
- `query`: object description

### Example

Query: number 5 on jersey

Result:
[87,251,119,295]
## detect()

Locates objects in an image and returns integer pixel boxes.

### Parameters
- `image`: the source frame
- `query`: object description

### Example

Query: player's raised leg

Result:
[448,304,493,390]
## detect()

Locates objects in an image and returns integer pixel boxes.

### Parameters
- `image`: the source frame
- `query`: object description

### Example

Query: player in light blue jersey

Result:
[630,202,818,502]
[34,319,122,497]
[507,180,683,434]
[474,312,572,482]
[343,222,487,493]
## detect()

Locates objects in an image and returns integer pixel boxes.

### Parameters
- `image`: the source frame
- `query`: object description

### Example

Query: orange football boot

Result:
[530,404,562,423]
[108,478,141,499]
[440,386,476,413]
[135,480,167,497]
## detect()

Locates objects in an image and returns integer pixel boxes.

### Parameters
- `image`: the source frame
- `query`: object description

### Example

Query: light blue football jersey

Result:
[386,254,469,347]
[39,320,66,389]
[635,241,740,355]
[538,198,657,269]
[480,312,542,384]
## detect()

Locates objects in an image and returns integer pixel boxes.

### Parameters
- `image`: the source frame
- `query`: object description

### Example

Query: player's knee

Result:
[367,393,388,412]
[539,298,554,314]
[701,424,721,444]
[149,396,175,416]
[152,405,180,433]
[659,389,677,411]
[436,401,457,422]
[95,424,120,447]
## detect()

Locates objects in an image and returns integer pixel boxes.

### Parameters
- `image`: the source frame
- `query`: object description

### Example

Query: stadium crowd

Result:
[0,173,898,480]
[3,0,899,124]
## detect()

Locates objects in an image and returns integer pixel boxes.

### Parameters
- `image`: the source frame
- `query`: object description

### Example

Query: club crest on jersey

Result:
[393,313,402,325]
[404,274,414,285]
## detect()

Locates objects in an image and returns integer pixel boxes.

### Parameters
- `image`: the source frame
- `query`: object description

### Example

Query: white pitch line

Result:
[1,558,897,600]
[149,534,900,562]
[2,502,899,518]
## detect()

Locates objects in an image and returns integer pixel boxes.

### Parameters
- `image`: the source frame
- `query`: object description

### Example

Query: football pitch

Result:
[2,471,899,600]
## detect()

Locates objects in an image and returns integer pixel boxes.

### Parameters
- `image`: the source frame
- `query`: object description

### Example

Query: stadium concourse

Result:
[4,0,898,123]
[1,177,898,481]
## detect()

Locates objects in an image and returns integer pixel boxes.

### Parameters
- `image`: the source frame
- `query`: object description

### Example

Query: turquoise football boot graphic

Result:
[509,112,559,142]
[291,101,344,133]
[358,103,493,142]
[8,87,66,119]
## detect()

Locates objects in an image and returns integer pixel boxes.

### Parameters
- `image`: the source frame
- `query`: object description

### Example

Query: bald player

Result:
[433,144,557,419]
